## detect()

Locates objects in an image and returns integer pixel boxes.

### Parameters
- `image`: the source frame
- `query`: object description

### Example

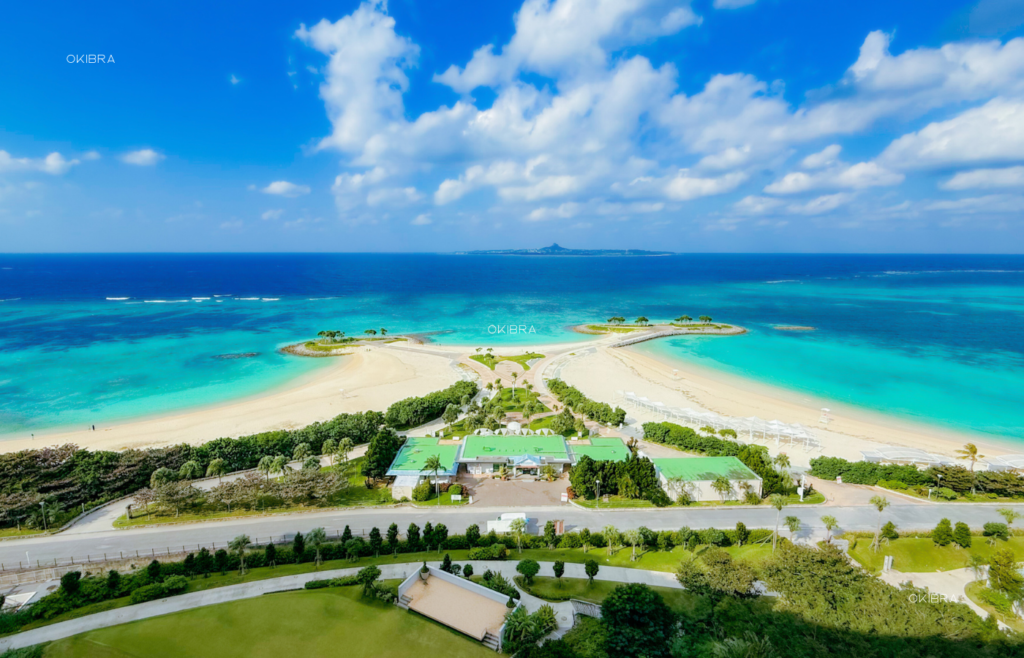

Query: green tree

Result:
[442,403,459,431]
[178,460,203,481]
[150,467,177,488]
[357,564,382,595]
[307,527,327,568]
[321,439,337,466]
[441,553,453,573]
[205,458,226,484]
[292,531,305,562]
[932,518,953,546]
[362,430,402,482]
[989,548,1024,600]
[785,516,801,541]
[407,523,420,549]
[553,560,565,585]
[465,523,480,547]
[336,437,354,469]
[369,526,383,557]
[869,495,890,551]
[386,523,399,554]
[601,583,674,658]
[635,316,649,326]
[998,507,1022,528]
[195,548,213,577]
[271,454,288,476]
[509,517,527,553]
[734,522,749,546]
[822,515,838,543]
[603,525,618,556]
[585,559,599,585]
[265,542,277,567]
[106,569,121,593]
[60,570,82,596]
[293,443,312,461]
[953,521,972,548]
[422,454,444,504]
[544,520,558,548]
[229,534,250,575]
[517,558,541,585]
[711,476,733,502]
[768,493,788,551]
[146,560,161,583]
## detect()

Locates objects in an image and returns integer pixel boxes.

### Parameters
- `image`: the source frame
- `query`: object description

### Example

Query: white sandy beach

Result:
[3,328,1013,471]
[553,343,1015,468]
[0,347,463,454]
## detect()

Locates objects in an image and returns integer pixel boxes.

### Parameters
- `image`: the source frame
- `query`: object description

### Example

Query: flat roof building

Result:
[652,456,762,502]
[459,435,573,475]
[569,437,631,463]
[386,437,461,499]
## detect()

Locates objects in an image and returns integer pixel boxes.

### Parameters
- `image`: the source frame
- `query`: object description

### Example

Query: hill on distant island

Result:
[456,243,674,256]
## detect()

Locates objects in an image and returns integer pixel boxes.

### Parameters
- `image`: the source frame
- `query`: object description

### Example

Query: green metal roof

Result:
[461,435,570,461]
[652,457,760,482]
[569,437,630,463]
[386,437,461,476]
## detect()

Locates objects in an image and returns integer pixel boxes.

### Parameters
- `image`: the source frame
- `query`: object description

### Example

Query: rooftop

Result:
[569,437,630,462]
[403,572,509,641]
[460,435,570,461]
[386,437,461,477]
[653,456,760,482]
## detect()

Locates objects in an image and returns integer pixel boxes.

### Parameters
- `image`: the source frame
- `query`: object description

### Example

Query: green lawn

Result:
[585,325,640,334]
[519,576,701,613]
[115,459,392,528]
[41,585,494,658]
[494,387,550,413]
[10,543,777,637]
[848,536,1024,573]
[0,527,46,538]
[470,352,544,371]
[964,581,1024,633]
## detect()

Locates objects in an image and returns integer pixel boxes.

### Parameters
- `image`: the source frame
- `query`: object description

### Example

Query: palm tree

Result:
[256,456,275,482]
[785,516,801,542]
[998,507,1022,528]
[179,461,202,481]
[769,493,788,552]
[317,330,328,344]
[711,476,733,503]
[380,328,387,336]
[603,525,618,555]
[870,495,890,552]
[336,438,354,470]
[229,534,251,575]
[622,529,641,561]
[206,458,226,484]
[821,515,838,543]
[956,443,984,494]
[523,402,535,429]
[364,329,377,336]
[422,455,444,505]
[511,371,518,397]
[635,316,649,326]
[293,443,311,461]
[675,315,692,324]
[271,454,288,476]
[307,527,327,569]
[321,439,337,466]
[509,517,527,553]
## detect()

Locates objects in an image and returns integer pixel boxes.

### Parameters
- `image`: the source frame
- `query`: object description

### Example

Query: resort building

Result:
[386,436,461,500]
[386,434,631,497]
[651,456,762,502]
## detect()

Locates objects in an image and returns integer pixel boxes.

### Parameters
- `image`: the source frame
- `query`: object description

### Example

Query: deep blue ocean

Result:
[1,253,1022,443]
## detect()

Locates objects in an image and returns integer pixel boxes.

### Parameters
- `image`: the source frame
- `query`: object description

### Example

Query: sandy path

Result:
[1,347,463,454]
[554,344,1015,468]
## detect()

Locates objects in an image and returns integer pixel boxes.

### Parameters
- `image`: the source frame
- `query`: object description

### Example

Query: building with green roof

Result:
[569,437,631,463]
[651,456,762,502]
[387,437,462,499]
[459,435,573,475]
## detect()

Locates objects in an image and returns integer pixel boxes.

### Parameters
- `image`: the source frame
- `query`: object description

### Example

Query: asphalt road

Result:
[3,502,1021,569]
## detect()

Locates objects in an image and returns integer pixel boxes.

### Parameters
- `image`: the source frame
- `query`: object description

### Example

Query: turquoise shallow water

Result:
[1,254,1022,442]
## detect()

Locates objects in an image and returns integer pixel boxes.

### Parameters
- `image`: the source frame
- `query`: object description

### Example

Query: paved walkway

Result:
[0,560,679,652]
[878,567,1009,630]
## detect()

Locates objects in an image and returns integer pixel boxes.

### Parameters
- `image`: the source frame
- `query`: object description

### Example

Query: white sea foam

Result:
[106,297,130,301]
[764,280,799,284]
[261,298,280,302]
[213,294,232,297]
[144,299,189,303]
[192,297,211,301]
[237,297,260,301]
[0,298,20,302]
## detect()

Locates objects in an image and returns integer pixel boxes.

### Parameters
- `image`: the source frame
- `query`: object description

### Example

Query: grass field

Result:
[584,324,640,334]
[0,527,45,538]
[41,584,493,658]
[847,536,1024,573]
[964,581,1024,633]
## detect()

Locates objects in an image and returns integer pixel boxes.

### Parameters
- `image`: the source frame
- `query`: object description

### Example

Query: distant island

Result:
[455,243,674,257]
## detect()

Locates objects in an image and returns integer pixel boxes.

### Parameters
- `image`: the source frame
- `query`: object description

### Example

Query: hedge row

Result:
[546,379,626,426]
[384,381,478,429]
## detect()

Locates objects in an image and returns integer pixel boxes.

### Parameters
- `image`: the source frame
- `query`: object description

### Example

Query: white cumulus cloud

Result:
[0,150,80,175]
[942,166,1024,190]
[121,149,164,166]
[261,181,311,197]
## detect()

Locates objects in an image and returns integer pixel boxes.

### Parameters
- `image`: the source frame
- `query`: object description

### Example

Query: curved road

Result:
[3,501,1021,570]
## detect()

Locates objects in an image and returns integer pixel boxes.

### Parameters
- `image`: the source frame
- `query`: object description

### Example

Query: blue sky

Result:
[2,0,1024,253]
